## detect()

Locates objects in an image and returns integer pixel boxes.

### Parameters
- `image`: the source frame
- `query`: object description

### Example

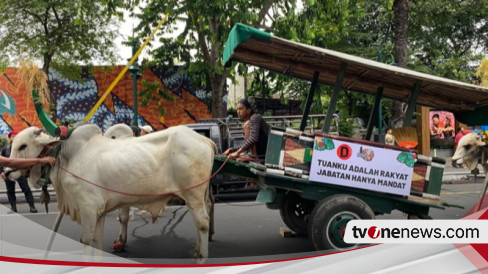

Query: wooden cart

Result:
[213,130,447,251]
[214,23,488,251]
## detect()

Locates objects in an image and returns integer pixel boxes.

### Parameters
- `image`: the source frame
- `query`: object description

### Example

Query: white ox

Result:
[102,123,215,252]
[452,132,487,172]
[6,124,216,260]
[102,123,140,252]
[452,132,488,211]
[104,123,134,139]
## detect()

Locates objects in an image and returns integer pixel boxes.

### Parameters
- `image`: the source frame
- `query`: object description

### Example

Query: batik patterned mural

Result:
[0,66,211,134]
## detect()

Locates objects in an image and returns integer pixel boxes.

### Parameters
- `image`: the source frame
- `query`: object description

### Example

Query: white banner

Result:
[309,137,414,196]
[344,220,488,244]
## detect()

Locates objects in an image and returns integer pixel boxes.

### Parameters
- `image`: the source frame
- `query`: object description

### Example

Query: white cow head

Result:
[5,127,57,186]
[452,133,485,171]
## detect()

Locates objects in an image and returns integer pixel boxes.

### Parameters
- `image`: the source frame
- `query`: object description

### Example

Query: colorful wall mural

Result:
[0,66,211,134]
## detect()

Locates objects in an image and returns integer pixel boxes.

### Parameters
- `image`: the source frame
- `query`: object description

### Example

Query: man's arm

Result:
[235,115,260,152]
[226,116,261,159]
[0,156,55,169]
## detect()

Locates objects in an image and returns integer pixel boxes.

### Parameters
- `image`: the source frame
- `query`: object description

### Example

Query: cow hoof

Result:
[196,257,207,264]
[111,240,125,253]
[193,250,208,264]
[193,251,201,259]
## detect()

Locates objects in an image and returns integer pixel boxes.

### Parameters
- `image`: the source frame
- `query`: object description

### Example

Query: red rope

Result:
[54,157,229,197]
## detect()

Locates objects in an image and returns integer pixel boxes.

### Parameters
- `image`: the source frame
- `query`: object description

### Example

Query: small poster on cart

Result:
[309,137,415,196]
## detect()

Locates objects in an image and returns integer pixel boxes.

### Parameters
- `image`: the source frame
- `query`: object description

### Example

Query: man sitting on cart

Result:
[223,98,270,160]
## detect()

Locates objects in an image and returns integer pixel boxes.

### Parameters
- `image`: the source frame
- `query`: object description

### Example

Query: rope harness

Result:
[37,144,62,212]
[50,156,229,197]
[26,126,230,198]
[452,146,482,162]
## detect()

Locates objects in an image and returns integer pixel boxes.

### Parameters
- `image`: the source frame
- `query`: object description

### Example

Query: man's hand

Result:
[222,148,233,156]
[228,151,240,159]
[227,148,244,159]
[1,172,5,180]
[39,156,56,166]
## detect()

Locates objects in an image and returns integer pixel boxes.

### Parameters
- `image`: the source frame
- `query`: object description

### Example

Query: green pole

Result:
[403,81,421,127]
[129,37,141,126]
[365,87,383,140]
[378,100,382,134]
[322,62,347,133]
[300,71,319,131]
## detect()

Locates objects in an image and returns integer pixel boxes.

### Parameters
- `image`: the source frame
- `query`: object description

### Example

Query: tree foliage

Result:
[393,0,409,68]
[409,0,488,82]
[252,0,488,127]
[6,0,480,123]
[477,56,488,87]
[0,0,121,75]
[245,0,367,117]
[119,0,296,118]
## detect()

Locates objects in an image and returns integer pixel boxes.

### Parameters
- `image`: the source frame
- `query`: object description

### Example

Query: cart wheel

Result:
[407,214,432,220]
[309,194,374,251]
[280,192,315,236]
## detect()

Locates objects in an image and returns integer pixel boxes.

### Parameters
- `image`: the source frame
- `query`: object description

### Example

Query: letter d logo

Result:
[368,226,380,239]
[337,144,352,160]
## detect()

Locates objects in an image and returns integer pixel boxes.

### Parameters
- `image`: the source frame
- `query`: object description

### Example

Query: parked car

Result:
[184,113,339,197]
[184,119,256,197]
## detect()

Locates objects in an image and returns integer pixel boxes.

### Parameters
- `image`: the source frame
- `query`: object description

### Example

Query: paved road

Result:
[0,155,485,263]
[6,200,317,264]
[0,181,482,264]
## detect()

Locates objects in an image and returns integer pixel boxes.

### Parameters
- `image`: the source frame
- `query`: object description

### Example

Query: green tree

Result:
[114,0,487,122]
[477,57,488,87]
[0,0,120,76]
[273,0,365,47]
[409,0,488,81]
[390,0,409,127]
[393,0,409,68]
[123,0,296,118]
[245,0,366,117]
[289,0,488,127]
[337,1,393,59]
[337,0,488,83]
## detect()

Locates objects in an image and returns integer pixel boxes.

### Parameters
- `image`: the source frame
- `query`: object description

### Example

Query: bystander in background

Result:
[454,127,471,149]
[385,128,396,146]
[1,131,38,213]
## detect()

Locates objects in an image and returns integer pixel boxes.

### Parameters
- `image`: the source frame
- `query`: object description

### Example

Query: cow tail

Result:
[210,140,217,156]
[205,171,215,240]
[199,134,216,239]
[201,136,217,157]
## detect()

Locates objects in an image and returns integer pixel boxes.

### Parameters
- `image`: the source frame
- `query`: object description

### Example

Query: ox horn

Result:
[33,90,59,136]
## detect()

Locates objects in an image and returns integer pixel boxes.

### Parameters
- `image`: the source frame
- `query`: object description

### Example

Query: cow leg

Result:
[92,214,105,260]
[79,209,100,259]
[113,206,130,252]
[184,194,210,262]
[477,176,488,211]
[476,150,488,211]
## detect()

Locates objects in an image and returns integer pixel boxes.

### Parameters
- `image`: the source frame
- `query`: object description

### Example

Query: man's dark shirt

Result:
[233,114,270,156]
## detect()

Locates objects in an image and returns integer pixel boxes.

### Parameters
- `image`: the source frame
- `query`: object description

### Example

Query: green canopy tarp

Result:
[222,23,488,123]
[223,23,271,67]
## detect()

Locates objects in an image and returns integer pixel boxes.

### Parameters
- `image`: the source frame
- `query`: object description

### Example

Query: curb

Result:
[443,172,485,184]
[0,188,57,204]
